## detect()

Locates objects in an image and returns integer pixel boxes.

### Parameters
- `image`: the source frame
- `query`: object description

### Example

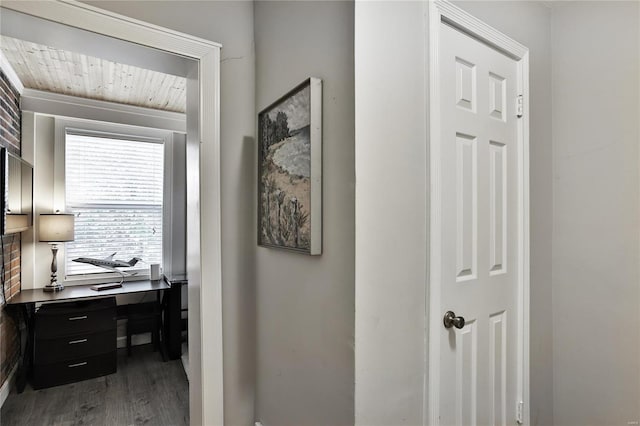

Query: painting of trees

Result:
[258,78,322,255]
[260,111,290,158]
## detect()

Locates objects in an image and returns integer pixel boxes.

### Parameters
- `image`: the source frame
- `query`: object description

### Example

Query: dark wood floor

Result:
[1,345,189,426]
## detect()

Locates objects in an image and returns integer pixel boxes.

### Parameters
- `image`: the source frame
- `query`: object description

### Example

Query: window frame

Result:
[54,118,174,284]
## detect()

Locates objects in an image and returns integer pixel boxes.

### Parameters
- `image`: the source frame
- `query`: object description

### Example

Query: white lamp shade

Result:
[5,214,29,233]
[39,214,75,242]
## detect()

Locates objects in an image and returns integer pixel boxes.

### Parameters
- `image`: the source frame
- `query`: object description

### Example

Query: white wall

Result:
[81,2,257,425]
[355,2,553,424]
[253,2,355,425]
[551,2,640,425]
[164,132,187,279]
[354,2,428,425]
[27,113,55,290]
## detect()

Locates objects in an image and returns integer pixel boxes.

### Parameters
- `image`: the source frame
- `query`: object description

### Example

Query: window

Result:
[64,132,164,277]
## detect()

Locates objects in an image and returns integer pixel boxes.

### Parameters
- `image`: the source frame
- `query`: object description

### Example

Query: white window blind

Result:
[65,133,163,276]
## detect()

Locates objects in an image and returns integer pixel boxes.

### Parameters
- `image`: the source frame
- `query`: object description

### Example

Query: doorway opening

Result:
[0,2,223,424]
[427,2,530,424]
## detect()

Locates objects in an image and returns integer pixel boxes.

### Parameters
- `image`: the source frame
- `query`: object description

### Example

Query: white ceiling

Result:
[0,35,187,113]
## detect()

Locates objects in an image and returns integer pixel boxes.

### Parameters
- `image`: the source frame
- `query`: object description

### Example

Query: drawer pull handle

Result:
[68,362,88,368]
[68,316,88,321]
[68,339,88,345]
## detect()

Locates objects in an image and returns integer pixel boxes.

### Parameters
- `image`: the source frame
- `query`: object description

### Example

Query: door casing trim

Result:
[426,1,530,424]
[0,1,223,425]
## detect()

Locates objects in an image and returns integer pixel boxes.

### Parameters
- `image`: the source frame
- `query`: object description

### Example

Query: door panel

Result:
[455,132,477,281]
[490,311,507,426]
[489,141,506,275]
[438,21,520,426]
[456,319,477,426]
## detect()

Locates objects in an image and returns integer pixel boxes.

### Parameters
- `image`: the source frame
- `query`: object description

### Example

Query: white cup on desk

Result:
[150,264,162,281]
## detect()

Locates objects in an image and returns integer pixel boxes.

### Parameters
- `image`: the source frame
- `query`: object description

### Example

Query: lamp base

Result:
[44,244,63,292]
[43,283,64,292]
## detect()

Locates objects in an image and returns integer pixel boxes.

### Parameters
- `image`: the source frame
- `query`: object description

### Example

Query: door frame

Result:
[426,1,530,424]
[0,2,224,425]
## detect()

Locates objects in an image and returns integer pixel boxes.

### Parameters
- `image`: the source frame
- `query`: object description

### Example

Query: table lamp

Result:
[39,213,75,292]
[5,214,29,233]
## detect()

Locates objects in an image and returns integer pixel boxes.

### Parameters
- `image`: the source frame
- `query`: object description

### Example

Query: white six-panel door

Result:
[436,21,522,426]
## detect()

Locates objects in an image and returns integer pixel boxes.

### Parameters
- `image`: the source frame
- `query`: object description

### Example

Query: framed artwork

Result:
[258,77,322,255]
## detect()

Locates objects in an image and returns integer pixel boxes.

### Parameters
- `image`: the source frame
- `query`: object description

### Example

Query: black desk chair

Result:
[123,302,161,356]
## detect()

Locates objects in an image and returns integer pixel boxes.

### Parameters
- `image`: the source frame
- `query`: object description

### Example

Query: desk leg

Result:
[14,303,34,394]
[157,290,168,362]
[163,284,182,360]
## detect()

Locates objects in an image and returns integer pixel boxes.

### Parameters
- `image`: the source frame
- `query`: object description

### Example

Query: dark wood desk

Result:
[6,280,170,393]
[8,280,170,305]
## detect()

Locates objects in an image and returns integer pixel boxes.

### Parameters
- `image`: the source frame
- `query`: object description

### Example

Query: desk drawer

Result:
[32,351,116,389]
[35,298,116,338]
[34,329,116,364]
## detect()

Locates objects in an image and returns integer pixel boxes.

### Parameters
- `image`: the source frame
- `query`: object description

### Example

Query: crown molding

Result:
[21,88,186,133]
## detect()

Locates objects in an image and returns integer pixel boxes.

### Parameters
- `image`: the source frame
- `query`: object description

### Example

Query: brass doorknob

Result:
[443,311,465,329]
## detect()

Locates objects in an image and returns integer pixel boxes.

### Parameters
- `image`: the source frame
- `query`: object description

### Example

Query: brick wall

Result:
[0,69,21,389]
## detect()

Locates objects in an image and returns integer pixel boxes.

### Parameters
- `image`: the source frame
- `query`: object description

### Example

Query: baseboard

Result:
[0,364,18,408]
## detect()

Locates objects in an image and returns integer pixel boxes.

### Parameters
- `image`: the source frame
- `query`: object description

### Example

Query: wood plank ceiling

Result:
[0,36,186,113]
